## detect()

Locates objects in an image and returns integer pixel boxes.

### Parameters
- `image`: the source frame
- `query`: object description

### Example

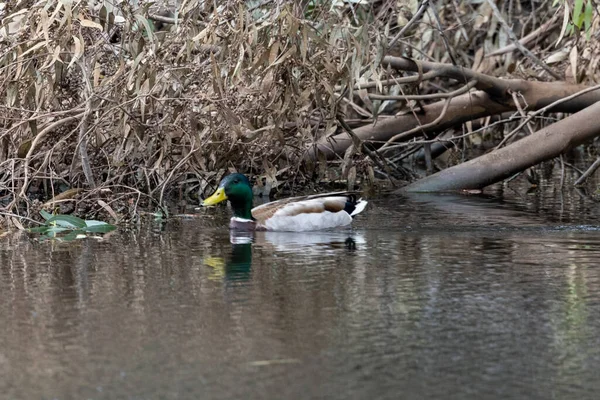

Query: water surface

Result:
[2,181,600,399]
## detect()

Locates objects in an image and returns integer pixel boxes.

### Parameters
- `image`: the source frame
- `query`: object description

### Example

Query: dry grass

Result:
[0,0,388,219]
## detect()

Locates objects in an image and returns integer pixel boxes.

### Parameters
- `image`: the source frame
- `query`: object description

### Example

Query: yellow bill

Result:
[202,188,228,206]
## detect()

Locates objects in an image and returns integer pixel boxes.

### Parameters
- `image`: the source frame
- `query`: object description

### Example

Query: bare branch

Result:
[387,1,430,50]
[485,0,561,79]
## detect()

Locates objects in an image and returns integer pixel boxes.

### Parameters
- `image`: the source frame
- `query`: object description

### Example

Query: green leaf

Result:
[40,209,54,221]
[46,214,87,229]
[44,230,58,239]
[85,220,110,226]
[573,0,584,28]
[45,226,70,233]
[584,1,593,32]
[134,14,156,42]
[82,221,117,233]
[27,226,49,233]
[81,225,116,233]
[152,211,165,221]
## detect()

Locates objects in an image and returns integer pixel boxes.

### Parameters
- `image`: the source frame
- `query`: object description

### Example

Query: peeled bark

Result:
[398,101,600,193]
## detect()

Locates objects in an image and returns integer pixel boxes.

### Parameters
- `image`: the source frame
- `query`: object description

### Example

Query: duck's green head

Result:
[202,173,253,219]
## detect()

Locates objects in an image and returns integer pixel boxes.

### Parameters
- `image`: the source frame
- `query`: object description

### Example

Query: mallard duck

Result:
[201,173,367,231]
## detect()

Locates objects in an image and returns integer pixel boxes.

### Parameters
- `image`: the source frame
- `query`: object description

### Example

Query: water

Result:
[2,182,600,399]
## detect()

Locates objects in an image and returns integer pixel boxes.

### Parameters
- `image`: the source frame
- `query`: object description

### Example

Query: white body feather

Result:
[351,198,368,216]
[261,210,353,231]
[254,197,368,232]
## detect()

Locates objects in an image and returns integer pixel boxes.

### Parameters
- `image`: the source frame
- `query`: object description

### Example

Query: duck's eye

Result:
[233,179,239,184]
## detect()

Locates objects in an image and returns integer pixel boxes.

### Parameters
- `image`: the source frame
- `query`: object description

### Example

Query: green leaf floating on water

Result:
[28,212,117,239]
[46,214,87,229]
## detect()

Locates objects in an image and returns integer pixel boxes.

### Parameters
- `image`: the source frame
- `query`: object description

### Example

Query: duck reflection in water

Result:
[226,232,254,281]
[204,230,363,283]
[204,232,253,282]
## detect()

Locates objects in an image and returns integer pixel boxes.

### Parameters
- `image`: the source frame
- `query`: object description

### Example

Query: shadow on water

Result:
[2,186,600,399]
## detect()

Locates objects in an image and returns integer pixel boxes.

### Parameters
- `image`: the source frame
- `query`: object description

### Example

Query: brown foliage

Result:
[0,0,392,217]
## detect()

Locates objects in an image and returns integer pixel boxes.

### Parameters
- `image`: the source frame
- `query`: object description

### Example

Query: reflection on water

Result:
[2,186,600,399]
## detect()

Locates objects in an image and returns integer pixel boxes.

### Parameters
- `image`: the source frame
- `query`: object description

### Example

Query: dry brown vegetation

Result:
[1,0,600,225]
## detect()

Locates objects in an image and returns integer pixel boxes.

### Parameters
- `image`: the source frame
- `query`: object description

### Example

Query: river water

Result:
[2,181,600,399]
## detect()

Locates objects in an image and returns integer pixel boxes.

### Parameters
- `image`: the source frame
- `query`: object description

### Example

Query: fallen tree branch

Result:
[385,113,523,153]
[334,70,444,92]
[574,157,600,185]
[383,56,511,96]
[306,58,600,161]
[496,83,600,148]
[399,100,600,192]
[370,79,478,101]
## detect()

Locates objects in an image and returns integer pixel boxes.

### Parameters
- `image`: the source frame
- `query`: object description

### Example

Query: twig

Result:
[370,81,477,101]
[77,59,97,189]
[559,154,565,189]
[157,138,198,206]
[562,161,584,176]
[336,116,397,185]
[496,83,600,149]
[0,211,43,225]
[19,112,86,198]
[0,106,86,141]
[378,80,478,151]
[382,56,509,97]
[339,96,373,118]
[337,116,385,170]
[423,142,433,173]
[486,0,561,80]
[381,113,524,151]
[334,70,443,92]
[486,14,560,57]
[387,1,430,50]
[427,3,458,65]
[574,157,600,185]
[148,13,174,25]
[510,90,534,135]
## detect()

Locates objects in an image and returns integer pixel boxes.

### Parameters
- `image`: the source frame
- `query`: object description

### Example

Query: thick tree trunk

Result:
[398,101,600,193]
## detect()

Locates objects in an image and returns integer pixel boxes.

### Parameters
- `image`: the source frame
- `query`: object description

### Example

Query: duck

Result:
[200,173,367,231]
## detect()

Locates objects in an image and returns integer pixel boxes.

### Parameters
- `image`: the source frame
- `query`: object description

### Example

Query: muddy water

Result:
[2,183,600,399]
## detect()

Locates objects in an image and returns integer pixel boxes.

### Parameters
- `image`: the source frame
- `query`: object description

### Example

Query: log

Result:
[398,100,600,193]
[305,57,600,161]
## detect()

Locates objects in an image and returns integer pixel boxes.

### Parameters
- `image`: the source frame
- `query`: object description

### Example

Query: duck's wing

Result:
[251,192,367,231]
[250,192,357,221]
